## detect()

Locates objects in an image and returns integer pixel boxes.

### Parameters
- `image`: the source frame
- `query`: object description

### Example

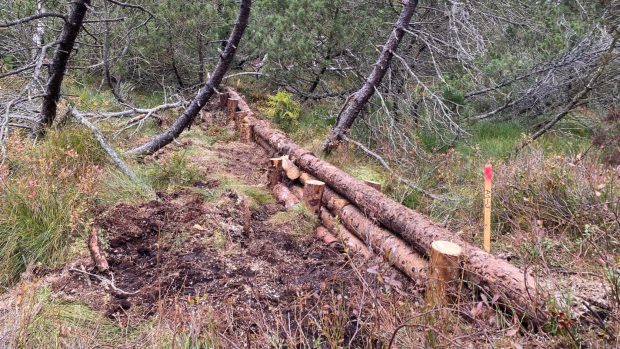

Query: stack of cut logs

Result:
[220,88,550,325]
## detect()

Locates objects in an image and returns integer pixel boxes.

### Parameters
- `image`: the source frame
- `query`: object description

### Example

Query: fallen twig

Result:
[69,105,139,183]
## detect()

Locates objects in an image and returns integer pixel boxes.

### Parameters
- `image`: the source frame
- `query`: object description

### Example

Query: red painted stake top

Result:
[484,164,493,182]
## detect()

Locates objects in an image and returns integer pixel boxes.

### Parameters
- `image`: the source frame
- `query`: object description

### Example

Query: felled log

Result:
[294,149,545,323]
[272,183,299,209]
[281,155,300,180]
[229,88,546,324]
[319,211,372,260]
[321,191,427,281]
[290,184,304,199]
[315,226,338,245]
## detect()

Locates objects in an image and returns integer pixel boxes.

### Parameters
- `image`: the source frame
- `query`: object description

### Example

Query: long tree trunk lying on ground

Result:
[321,0,418,153]
[227,88,547,325]
[127,0,252,156]
[321,189,428,282]
[38,0,91,133]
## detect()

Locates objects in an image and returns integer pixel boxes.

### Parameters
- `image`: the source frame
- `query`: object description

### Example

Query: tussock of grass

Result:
[0,129,108,287]
[143,151,201,191]
[96,169,155,205]
[1,284,124,348]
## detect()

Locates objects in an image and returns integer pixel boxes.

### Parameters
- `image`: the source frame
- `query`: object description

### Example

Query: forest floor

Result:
[0,96,617,348]
[0,104,426,348]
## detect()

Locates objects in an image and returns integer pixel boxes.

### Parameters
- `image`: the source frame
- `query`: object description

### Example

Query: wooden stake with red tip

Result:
[483,164,493,252]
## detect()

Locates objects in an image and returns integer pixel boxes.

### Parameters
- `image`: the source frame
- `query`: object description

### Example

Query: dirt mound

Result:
[55,188,400,345]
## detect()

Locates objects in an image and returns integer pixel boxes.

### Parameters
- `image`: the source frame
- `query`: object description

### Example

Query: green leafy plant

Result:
[265,91,301,132]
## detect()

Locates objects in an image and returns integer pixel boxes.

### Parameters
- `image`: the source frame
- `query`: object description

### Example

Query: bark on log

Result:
[268,157,283,187]
[127,0,252,156]
[294,149,544,323]
[227,98,239,125]
[272,183,299,209]
[321,190,427,281]
[290,184,304,199]
[228,88,546,324]
[89,228,109,272]
[427,240,462,307]
[303,179,325,213]
[316,226,338,245]
[219,92,228,109]
[318,211,371,260]
[39,0,91,133]
[321,0,418,153]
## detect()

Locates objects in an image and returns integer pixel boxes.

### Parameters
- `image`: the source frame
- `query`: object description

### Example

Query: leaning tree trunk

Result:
[321,0,417,153]
[127,0,252,156]
[38,0,90,134]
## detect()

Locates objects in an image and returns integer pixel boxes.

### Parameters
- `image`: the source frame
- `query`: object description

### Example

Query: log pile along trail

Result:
[1,88,610,347]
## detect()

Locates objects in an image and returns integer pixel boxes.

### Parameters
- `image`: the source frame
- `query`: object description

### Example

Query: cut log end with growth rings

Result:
[427,240,462,307]
[281,155,301,180]
[303,179,325,213]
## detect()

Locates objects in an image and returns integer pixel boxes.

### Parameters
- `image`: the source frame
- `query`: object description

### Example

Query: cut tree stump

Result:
[240,117,253,143]
[268,157,283,187]
[226,98,239,124]
[303,179,325,213]
[241,196,251,235]
[427,241,462,307]
[219,92,228,109]
[234,110,249,131]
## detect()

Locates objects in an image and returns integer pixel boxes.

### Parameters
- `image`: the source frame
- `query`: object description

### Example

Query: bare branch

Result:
[0,13,66,28]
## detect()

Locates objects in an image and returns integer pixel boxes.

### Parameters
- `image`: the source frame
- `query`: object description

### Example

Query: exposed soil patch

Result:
[54,125,418,346]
